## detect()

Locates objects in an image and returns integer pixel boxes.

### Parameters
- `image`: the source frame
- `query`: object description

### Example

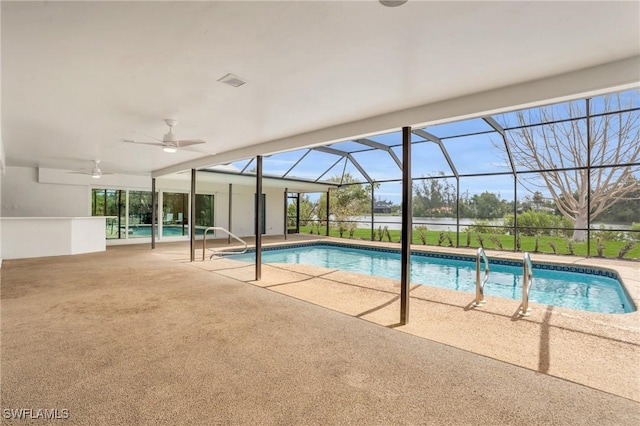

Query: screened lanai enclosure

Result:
[200,88,640,261]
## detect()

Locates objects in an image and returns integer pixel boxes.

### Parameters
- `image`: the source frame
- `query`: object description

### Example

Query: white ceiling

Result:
[2,0,639,178]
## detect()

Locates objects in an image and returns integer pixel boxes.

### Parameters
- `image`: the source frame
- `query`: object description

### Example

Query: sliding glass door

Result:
[91,189,125,239]
[195,194,215,234]
[92,189,214,240]
[129,191,156,238]
[162,192,188,237]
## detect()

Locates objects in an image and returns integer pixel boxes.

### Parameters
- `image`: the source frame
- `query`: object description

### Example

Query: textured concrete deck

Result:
[198,235,640,402]
[1,237,639,425]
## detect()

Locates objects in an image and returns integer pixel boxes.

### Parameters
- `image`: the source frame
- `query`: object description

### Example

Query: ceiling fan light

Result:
[91,174,101,179]
[379,0,408,7]
[163,146,177,153]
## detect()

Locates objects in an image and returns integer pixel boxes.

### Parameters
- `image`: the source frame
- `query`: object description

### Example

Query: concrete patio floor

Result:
[195,235,640,402]
[1,236,639,425]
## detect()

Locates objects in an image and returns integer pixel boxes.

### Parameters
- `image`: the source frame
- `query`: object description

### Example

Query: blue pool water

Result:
[127,225,207,237]
[233,243,635,314]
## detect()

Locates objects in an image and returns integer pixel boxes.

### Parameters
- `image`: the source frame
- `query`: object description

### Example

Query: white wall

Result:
[2,166,88,217]
[0,167,288,247]
[0,170,3,266]
[1,24,4,263]
[1,217,106,259]
[1,3,4,265]
[180,179,286,238]
[224,186,284,238]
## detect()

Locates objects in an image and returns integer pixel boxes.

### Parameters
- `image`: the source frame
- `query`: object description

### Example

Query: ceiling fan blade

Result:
[121,139,164,147]
[179,145,217,154]
[68,171,113,176]
[66,160,114,178]
[131,130,163,142]
[176,139,206,148]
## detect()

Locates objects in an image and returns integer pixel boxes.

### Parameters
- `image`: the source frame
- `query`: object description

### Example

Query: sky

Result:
[221,88,639,204]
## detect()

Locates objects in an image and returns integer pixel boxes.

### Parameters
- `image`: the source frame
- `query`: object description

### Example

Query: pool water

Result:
[127,225,207,237]
[233,244,634,314]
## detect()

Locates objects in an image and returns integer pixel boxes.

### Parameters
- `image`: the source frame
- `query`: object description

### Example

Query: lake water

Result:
[351,216,497,231]
[349,216,631,231]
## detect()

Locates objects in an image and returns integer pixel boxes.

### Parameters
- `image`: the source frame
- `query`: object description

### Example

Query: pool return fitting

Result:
[202,227,248,260]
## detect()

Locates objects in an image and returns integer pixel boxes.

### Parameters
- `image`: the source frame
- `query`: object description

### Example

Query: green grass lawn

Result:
[298,225,640,260]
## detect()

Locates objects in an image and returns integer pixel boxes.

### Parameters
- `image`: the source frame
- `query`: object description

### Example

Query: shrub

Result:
[617,241,636,259]
[464,230,471,248]
[415,225,428,245]
[628,223,640,241]
[383,226,392,242]
[308,221,321,235]
[596,238,606,257]
[347,222,356,239]
[445,232,454,247]
[468,220,494,234]
[376,226,384,242]
[504,211,572,237]
[565,238,575,255]
[477,234,485,249]
[593,224,625,242]
[548,241,557,254]
[489,235,503,250]
[337,221,348,238]
[437,232,445,246]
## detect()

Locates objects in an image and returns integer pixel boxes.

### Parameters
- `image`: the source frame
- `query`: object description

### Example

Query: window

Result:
[92,189,156,239]
[91,189,125,239]
[195,194,215,234]
[162,192,188,237]
[128,191,156,238]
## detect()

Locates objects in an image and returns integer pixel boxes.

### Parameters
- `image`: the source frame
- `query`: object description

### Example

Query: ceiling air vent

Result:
[218,73,247,87]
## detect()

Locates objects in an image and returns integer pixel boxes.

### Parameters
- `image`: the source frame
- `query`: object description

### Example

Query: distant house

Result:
[373,201,393,214]
[432,206,452,214]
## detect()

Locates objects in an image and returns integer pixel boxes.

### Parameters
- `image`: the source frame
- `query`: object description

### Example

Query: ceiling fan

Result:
[121,119,206,153]
[69,160,113,179]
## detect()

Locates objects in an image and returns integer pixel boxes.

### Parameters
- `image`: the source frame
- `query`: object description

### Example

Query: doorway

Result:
[162,192,188,237]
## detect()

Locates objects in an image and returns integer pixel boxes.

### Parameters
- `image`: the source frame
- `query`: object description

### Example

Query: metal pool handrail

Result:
[519,252,533,316]
[473,247,490,306]
[202,227,248,260]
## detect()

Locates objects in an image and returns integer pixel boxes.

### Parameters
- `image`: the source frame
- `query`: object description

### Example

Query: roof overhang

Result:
[152,57,640,178]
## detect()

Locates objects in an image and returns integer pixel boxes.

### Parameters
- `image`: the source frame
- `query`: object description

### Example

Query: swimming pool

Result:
[126,225,208,237]
[232,243,635,314]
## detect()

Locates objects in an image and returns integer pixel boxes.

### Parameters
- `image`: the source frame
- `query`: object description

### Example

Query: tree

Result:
[472,191,504,219]
[287,194,316,227]
[130,191,153,225]
[413,172,456,217]
[499,92,640,241]
[596,179,640,224]
[532,191,544,210]
[317,173,373,236]
[195,194,214,227]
